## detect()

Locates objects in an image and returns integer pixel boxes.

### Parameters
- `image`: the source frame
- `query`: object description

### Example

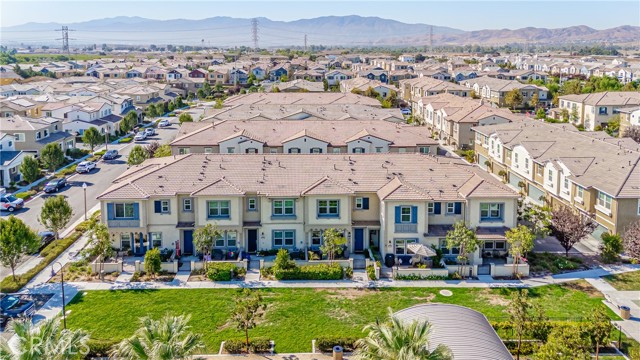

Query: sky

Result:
[1,0,638,30]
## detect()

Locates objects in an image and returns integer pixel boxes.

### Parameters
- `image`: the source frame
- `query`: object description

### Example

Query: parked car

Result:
[76,161,96,173]
[0,295,35,320]
[102,149,119,160]
[43,178,67,193]
[401,108,411,115]
[158,119,171,128]
[134,132,147,142]
[144,127,155,136]
[36,231,55,253]
[0,190,24,212]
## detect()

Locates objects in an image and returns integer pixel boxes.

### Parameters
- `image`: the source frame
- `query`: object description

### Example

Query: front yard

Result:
[66,281,613,353]
[604,270,640,291]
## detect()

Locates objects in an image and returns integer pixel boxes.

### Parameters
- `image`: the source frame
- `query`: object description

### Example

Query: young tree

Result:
[231,288,266,352]
[144,248,162,278]
[82,127,102,152]
[570,106,579,123]
[40,142,65,172]
[535,108,546,119]
[121,111,138,134]
[110,314,204,359]
[505,88,523,110]
[86,220,114,279]
[530,92,539,108]
[507,289,548,360]
[144,141,160,158]
[622,219,640,262]
[39,195,73,239]
[550,206,597,256]
[519,203,551,238]
[320,228,347,262]
[445,221,481,278]
[154,144,172,158]
[196,88,207,99]
[192,223,221,271]
[179,113,193,124]
[0,216,39,281]
[175,95,185,109]
[127,145,148,166]
[322,78,329,91]
[588,306,613,360]
[600,232,623,263]
[560,108,570,122]
[535,325,590,360]
[19,155,40,184]
[506,225,534,277]
[354,308,453,360]
[146,104,157,118]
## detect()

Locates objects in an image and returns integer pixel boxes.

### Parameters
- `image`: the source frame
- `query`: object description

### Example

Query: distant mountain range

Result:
[2,15,638,47]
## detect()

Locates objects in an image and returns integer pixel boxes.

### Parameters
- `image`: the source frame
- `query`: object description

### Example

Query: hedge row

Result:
[315,336,359,352]
[86,339,118,357]
[1,232,82,293]
[273,263,343,280]
[206,262,246,281]
[224,338,271,354]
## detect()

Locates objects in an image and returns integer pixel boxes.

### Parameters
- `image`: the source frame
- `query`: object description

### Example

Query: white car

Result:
[134,132,147,141]
[144,127,155,136]
[76,161,96,173]
[158,119,171,128]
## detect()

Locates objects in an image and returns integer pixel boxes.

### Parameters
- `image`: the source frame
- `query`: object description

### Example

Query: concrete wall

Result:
[491,263,530,277]
[134,260,179,273]
[90,260,123,274]
[393,267,449,278]
[191,259,248,271]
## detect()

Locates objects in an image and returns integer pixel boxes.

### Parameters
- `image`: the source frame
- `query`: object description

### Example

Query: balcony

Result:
[107,219,140,228]
[395,223,418,233]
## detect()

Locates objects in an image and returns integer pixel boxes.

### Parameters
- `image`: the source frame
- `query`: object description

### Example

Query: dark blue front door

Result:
[183,230,194,255]
[354,228,364,252]
[134,232,146,255]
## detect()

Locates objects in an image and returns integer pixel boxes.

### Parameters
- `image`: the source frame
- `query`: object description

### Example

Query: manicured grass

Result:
[604,270,640,291]
[66,281,612,353]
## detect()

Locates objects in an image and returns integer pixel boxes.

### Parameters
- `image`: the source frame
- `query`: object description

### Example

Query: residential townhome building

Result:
[263,79,324,93]
[339,78,398,98]
[170,120,437,155]
[461,76,549,109]
[97,153,519,277]
[359,68,389,84]
[325,70,353,86]
[61,101,123,136]
[0,98,42,118]
[207,68,229,85]
[619,106,640,136]
[557,92,640,131]
[473,120,640,236]
[399,77,470,112]
[418,93,518,149]
[0,116,75,154]
[0,133,28,187]
[221,92,382,107]
[0,67,22,85]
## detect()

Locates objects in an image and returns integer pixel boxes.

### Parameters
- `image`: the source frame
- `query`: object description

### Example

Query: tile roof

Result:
[98,153,518,201]
[222,93,381,107]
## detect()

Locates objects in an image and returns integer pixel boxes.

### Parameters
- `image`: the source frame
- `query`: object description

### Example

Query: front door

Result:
[354,228,364,253]
[134,232,145,255]
[247,229,258,253]
[183,230,194,255]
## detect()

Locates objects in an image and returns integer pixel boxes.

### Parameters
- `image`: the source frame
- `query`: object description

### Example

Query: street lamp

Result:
[50,261,67,329]
[82,183,87,221]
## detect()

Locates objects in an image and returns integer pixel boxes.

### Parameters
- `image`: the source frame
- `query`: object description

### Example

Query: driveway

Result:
[0,120,179,280]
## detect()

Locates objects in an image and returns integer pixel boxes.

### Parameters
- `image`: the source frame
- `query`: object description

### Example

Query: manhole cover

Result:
[439,290,453,297]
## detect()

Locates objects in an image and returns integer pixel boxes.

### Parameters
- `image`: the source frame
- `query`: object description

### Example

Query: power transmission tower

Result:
[429,25,433,53]
[55,26,75,54]
[304,34,308,52]
[251,18,259,51]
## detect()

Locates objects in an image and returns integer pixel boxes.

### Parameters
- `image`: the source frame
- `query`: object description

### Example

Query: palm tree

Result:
[354,309,453,360]
[0,316,89,360]
[110,314,204,360]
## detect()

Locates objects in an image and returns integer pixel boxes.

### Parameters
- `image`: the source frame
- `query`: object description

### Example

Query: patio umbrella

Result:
[407,243,437,257]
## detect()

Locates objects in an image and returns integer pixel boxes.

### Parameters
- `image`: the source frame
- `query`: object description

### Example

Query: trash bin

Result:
[333,346,343,360]
[620,306,631,320]
[385,254,395,268]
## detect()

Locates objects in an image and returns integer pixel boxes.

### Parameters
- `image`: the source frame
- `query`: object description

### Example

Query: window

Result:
[246,148,258,154]
[204,147,213,154]
[288,148,300,154]
[310,147,322,153]
[273,230,295,247]
[120,233,131,250]
[43,129,49,137]
[398,148,406,153]
[247,198,257,211]
[273,199,295,216]
[524,158,529,169]
[207,200,230,218]
[352,147,365,154]
[227,147,235,153]
[547,169,553,182]
[419,146,430,154]
[427,202,434,214]
[150,233,162,248]
[400,206,412,223]
[480,203,503,221]
[446,202,455,214]
[36,132,41,140]
[160,200,170,213]
[576,186,584,200]
[638,199,640,215]
[214,233,225,248]
[375,147,383,153]
[183,198,192,212]
[395,239,416,255]
[115,203,135,218]
[597,191,612,210]
[270,148,278,153]
[227,231,237,247]
[332,148,341,153]
[439,238,459,255]
[311,230,323,246]
[536,164,543,176]
[318,200,340,217]
[355,197,369,210]
[598,106,608,115]
[563,178,570,191]
[514,152,518,164]
[178,148,190,155]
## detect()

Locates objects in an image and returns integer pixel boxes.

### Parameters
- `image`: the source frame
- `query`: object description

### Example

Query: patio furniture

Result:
[212,249,225,261]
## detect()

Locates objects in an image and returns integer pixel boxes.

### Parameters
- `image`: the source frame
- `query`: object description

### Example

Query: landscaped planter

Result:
[393,267,449,279]
[90,260,123,274]
[134,260,178,273]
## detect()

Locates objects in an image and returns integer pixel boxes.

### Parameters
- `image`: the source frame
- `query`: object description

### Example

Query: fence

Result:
[260,258,353,269]
[134,260,179,273]
[393,267,449,278]
[491,263,530,277]
[191,259,248,271]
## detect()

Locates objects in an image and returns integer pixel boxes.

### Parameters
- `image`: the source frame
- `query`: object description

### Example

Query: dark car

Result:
[102,149,119,160]
[43,178,66,193]
[37,231,55,253]
[0,295,36,320]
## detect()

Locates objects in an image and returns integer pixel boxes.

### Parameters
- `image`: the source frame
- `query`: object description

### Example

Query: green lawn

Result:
[604,270,640,291]
[66,281,613,353]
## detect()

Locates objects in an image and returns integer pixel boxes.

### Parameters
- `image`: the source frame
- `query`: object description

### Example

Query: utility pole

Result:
[304,34,308,52]
[429,25,433,54]
[55,26,75,54]
[251,18,259,52]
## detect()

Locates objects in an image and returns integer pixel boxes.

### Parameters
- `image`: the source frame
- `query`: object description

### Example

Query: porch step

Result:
[477,275,494,282]
[245,269,261,282]
[353,259,366,270]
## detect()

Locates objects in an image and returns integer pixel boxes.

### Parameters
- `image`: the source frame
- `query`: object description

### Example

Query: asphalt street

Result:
[0,119,179,280]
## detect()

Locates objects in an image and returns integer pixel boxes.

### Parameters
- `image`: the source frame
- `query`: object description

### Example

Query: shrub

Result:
[58,164,77,176]
[120,137,133,143]
[14,190,36,200]
[94,150,107,156]
[395,274,449,280]
[65,148,89,159]
[344,267,353,279]
[86,339,118,358]
[274,263,343,280]
[315,336,359,352]
[260,266,273,278]
[250,337,271,353]
[257,249,279,256]
[130,271,142,282]
[273,248,295,270]
[600,233,623,263]
[366,265,376,280]
[144,248,162,276]
[224,339,246,354]
[207,262,239,281]
[74,219,93,233]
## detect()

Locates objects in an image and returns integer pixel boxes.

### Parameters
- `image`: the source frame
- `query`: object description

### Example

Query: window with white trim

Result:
[439,238,459,255]
[273,230,295,247]
[318,200,340,217]
[120,233,131,250]
[400,206,412,223]
[115,203,135,218]
[575,185,584,200]
[207,200,230,218]
[311,230,323,246]
[427,203,434,214]
[204,147,213,153]
[150,232,162,248]
[247,197,257,211]
[597,191,612,210]
[273,199,295,216]
[395,239,416,255]
[480,203,503,221]
[446,202,455,214]
[183,198,192,212]
[160,200,170,213]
